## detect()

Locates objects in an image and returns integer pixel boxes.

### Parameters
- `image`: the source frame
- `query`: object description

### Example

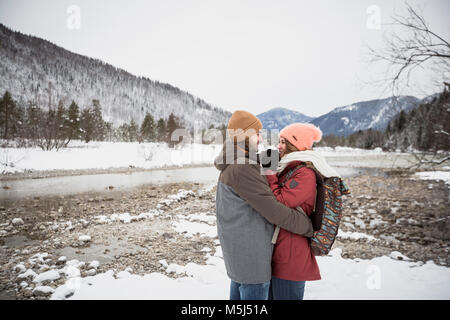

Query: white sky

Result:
[0,0,448,117]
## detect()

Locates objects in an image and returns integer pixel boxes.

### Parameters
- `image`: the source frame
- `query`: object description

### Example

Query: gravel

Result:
[0,168,448,300]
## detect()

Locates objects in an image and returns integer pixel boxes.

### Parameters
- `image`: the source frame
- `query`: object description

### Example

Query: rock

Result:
[33,270,60,284]
[88,260,100,269]
[78,235,91,242]
[64,266,81,278]
[23,289,33,298]
[389,251,411,261]
[80,219,90,228]
[33,286,54,297]
[17,269,38,281]
[38,265,50,272]
[12,218,24,226]
[85,269,96,276]
[13,263,27,273]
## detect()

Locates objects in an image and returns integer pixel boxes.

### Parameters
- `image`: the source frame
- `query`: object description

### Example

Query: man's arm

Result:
[266,169,316,211]
[232,165,313,237]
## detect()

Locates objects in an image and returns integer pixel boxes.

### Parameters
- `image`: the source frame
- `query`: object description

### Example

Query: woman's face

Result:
[278,137,287,158]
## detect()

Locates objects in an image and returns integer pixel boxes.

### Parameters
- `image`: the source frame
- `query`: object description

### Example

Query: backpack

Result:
[271,163,351,256]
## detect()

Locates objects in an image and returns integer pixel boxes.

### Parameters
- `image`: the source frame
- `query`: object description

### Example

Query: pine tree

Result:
[417,125,423,149]
[0,91,19,139]
[56,100,67,139]
[104,121,113,142]
[25,102,43,141]
[67,101,81,140]
[128,119,138,142]
[51,100,73,149]
[80,108,94,143]
[156,118,166,142]
[140,112,156,142]
[397,110,406,131]
[166,113,181,147]
[91,99,105,141]
[40,107,57,150]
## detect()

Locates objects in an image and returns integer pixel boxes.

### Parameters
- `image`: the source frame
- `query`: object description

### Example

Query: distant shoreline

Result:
[0,163,214,182]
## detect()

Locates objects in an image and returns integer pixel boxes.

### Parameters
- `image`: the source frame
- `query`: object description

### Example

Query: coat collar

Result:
[214,138,259,172]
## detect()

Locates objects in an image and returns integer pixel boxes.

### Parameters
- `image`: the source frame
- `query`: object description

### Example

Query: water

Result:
[1,166,220,200]
[2,235,39,248]
[56,239,143,265]
[336,166,387,178]
[0,165,386,201]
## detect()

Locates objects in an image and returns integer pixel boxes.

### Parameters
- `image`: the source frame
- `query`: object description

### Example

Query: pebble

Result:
[88,260,100,269]
[86,269,96,276]
[13,264,27,273]
[78,235,91,242]
[33,286,54,297]
[12,218,24,226]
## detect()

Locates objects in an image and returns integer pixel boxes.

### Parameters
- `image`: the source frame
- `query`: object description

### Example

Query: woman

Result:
[265,122,341,300]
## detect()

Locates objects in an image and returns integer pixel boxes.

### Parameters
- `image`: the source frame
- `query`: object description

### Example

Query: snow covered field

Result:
[3,141,450,300]
[0,141,421,174]
[0,141,223,174]
[50,243,450,300]
[5,180,450,300]
[48,184,450,300]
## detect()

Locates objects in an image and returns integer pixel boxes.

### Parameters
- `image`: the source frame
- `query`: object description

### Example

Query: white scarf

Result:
[277,150,341,178]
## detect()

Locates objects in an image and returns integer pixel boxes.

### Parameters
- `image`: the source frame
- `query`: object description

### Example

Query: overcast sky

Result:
[0,0,448,117]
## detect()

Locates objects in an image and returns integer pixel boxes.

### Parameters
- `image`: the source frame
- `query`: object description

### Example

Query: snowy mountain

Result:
[0,23,231,129]
[310,96,421,136]
[257,107,315,131]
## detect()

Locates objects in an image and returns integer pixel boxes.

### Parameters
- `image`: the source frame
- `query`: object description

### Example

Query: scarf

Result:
[277,150,341,178]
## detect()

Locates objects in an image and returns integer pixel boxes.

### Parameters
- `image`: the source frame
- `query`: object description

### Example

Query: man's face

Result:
[249,132,262,149]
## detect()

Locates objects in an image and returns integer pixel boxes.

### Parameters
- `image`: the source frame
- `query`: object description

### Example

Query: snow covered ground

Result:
[6,185,449,300]
[415,171,450,187]
[3,141,449,300]
[0,141,421,174]
[415,170,450,201]
[0,141,222,174]
[46,187,450,300]
[49,246,450,300]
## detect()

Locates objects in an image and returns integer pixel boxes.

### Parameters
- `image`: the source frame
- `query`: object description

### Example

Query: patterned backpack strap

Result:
[339,178,351,195]
[279,163,306,187]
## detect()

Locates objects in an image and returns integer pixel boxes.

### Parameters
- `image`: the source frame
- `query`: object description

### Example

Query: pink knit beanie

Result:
[279,123,322,151]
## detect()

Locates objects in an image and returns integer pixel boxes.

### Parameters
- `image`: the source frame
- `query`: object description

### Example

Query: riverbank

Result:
[0,163,214,182]
[0,167,449,299]
[4,141,446,181]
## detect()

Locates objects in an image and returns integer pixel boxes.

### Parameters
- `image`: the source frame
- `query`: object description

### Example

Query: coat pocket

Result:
[272,229,292,263]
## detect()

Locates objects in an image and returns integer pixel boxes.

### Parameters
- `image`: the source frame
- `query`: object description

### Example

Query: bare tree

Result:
[367,2,450,168]
[368,2,449,98]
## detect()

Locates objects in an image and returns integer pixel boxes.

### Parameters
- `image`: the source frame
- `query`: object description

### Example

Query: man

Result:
[214,110,314,300]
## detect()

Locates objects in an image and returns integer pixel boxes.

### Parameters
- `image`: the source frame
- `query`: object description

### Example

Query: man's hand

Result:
[258,148,280,170]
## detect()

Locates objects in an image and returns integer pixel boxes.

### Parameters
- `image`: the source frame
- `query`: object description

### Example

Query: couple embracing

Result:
[214,110,341,300]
